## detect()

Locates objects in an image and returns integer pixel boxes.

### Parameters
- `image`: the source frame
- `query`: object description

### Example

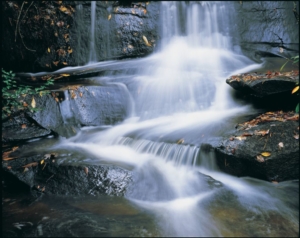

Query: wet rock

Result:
[2,114,52,143]
[227,71,298,97]
[213,111,299,182]
[1,1,160,72]
[21,84,130,138]
[2,153,132,197]
[233,1,299,61]
[227,71,299,110]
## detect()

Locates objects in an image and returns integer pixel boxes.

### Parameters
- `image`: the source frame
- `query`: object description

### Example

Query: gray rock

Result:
[212,112,299,182]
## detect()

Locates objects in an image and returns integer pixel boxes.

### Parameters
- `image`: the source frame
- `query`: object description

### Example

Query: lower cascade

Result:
[2,1,298,237]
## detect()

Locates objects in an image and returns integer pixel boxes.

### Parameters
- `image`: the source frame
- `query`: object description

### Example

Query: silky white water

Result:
[52,2,298,236]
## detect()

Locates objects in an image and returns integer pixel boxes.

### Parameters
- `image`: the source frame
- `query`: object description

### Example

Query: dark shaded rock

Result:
[226,71,299,110]
[232,1,299,61]
[226,71,299,97]
[1,1,160,72]
[2,114,52,143]
[213,111,299,182]
[2,153,132,197]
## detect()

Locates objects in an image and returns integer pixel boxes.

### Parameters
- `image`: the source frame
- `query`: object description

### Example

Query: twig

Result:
[18,1,36,52]
[263,135,269,150]
[46,174,54,183]
[15,1,25,42]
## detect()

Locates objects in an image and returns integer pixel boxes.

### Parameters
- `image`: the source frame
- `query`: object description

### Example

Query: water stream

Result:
[3,2,298,237]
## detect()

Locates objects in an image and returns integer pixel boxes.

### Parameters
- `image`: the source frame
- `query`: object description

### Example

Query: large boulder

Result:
[2,150,132,196]
[212,111,299,182]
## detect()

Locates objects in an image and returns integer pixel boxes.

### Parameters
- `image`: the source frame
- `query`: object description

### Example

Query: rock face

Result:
[1,1,160,72]
[212,111,299,182]
[2,152,132,196]
[2,84,131,141]
[232,1,299,60]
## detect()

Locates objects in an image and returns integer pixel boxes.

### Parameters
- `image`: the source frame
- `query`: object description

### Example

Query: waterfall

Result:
[88,1,97,63]
[52,2,299,237]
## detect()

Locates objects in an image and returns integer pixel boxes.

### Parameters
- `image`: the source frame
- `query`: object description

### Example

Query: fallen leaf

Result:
[79,92,83,97]
[256,155,265,163]
[261,152,271,157]
[56,21,64,27]
[293,134,299,139]
[22,162,38,168]
[235,136,247,140]
[177,139,184,144]
[278,142,284,149]
[279,47,284,53]
[143,9,147,14]
[23,102,28,107]
[61,74,70,77]
[84,167,88,175]
[241,132,253,136]
[21,124,27,129]
[131,9,136,14]
[23,167,29,172]
[48,47,50,53]
[31,97,36,108]
[40,160,44,165]
[44,154,51,160]
[142,35,151,47]
[53,61,59,66]
[68,48,73,54]
[55,97,59,102]
[108,14,111,20]
[254,129,269,136]
[62,62,68,65]
[292,86,299,94]
[71,92,77,99]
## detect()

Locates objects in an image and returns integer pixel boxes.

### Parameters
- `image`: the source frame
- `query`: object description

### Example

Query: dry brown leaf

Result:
[256,155,265,163]
[254,129,269,136]
[278,142,284,149]
[84,167,88,175]
[22,162,38,168]
[53,61,59,66]
[261,152,271,157]
[21,124,27,129]
[23,102,28,107]
[143,9,147,14]
[68,48,73,54]
[62,62,68,65]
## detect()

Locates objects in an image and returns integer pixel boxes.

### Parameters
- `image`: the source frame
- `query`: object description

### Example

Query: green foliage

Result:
[2,68,54,119]
[280,55,299,71]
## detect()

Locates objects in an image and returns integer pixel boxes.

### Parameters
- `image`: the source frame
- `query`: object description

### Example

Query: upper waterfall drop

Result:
[88,1,98,64]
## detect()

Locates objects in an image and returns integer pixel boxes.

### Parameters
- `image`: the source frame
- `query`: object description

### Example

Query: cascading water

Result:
[88,1,97,63]
[50,1,298,236]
